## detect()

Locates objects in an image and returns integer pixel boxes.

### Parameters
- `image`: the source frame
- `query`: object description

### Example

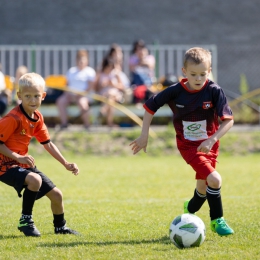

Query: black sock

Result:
[188,189,207,213]
[22,188,38,216]
[206,186,223,220]
[53,213,66,228]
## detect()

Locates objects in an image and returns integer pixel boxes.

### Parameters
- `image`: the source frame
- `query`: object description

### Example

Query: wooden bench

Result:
[5,103,173,126]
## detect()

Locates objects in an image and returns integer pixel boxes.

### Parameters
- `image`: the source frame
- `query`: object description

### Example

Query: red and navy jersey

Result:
[0,104,50,175]
[144,78,233,163]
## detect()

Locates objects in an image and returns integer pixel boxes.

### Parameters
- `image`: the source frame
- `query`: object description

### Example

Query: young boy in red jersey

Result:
[0,73,79,237]
[130,47,234,236]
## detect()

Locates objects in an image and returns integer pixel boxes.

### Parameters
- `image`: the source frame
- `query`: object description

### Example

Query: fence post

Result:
[31,44,36,72]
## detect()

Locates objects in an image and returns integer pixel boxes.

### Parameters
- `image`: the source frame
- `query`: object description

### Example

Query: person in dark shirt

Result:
[130,47,234,236]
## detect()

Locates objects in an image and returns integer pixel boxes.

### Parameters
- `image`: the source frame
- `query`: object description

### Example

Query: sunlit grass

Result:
[0,154,259,260]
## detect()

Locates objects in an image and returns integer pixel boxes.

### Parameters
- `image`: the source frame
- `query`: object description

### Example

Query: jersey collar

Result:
[180,78,209,93]
[19,104,39,122]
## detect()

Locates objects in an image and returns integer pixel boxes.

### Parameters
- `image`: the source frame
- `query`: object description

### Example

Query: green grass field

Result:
[0,154,259,260]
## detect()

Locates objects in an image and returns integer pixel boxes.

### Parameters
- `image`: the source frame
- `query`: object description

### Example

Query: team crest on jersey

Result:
[20,129,26,135]
[203,101,213,109]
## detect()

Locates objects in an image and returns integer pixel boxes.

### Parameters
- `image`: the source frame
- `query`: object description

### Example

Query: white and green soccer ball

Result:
[169,213,206,249]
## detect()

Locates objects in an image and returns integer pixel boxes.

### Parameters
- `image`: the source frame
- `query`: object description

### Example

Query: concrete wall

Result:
[1,0,260,93]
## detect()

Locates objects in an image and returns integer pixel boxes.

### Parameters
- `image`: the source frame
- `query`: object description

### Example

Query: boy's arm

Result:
[43,142,79,175]
[0,143,35,167]
[130,110,154,154]
[197,118,234,154]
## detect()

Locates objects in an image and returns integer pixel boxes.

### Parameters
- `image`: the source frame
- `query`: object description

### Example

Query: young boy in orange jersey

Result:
[130,47,234,236]
[0,73,79,237]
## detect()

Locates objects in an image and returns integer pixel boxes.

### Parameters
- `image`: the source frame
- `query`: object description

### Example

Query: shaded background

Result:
[0,0,260,93]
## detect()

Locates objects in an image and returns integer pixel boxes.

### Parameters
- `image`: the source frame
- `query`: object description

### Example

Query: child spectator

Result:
[0,73,79,237]
[56,49,96,129]
[130,47,234,236]
[129,40,156,104]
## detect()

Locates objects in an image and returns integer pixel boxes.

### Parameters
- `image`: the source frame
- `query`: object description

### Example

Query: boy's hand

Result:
[65,162,79,175]
[129,136,148,155]
[17,155,35,168]
[197,138,214,154]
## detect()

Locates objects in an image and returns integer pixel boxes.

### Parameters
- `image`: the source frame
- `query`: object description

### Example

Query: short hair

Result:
[76,49,88,60]
[183,47,211,68]
[19,73,45,90]
[131,39,146,54]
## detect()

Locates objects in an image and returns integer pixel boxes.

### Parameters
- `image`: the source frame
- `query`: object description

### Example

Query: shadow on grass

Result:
[38,235,171,248]
[0,234,24,239]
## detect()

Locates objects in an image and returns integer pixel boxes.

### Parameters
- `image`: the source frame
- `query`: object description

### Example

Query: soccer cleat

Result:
[184,200,196,214]
[18,217,41,237]
[210,217,234,236]
[55,225,79,235]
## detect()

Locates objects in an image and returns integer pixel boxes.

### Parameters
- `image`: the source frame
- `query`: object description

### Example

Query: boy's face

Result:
[17,85,46,116]
[182,61,211,91]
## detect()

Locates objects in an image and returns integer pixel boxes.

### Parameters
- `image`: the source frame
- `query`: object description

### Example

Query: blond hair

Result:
[19,73,45,91]
[183,47,211,69]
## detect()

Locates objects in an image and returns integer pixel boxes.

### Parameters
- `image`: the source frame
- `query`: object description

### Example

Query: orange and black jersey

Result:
[0,104,50,175]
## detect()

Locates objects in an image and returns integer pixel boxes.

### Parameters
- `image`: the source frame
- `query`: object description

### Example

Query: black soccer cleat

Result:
[18,218,41,237]
[55,225,79,235]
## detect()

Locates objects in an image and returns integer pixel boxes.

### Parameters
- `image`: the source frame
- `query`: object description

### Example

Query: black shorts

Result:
[0,166,56,200]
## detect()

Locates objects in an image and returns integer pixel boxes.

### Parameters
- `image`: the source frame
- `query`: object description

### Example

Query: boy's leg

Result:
[184,180,207,214]
[186,155,214,214]
[206,171,223,220]
[207,171,234,236]
[19,172,42,237]
[45,187,79,235]
[0,167,42,237]
[188,155,234,236]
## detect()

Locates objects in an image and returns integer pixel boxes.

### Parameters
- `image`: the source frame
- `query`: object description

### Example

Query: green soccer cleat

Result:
[184,200,190,213]
[210,217,234,236]
[183,200,196,214]
[18,217,41,237]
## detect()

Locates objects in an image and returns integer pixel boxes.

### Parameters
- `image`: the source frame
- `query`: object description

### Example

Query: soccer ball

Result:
[169,213,206,249]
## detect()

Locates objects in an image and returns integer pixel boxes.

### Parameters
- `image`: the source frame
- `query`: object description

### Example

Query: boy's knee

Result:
[50,188,63,203]
[207,171,222,188]
[25,172,42,190]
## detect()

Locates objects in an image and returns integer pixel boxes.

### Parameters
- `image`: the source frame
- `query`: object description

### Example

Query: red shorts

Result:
[189,154,217,180]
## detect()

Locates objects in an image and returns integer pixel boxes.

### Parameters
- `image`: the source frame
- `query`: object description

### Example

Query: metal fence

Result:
[0,44,217,81]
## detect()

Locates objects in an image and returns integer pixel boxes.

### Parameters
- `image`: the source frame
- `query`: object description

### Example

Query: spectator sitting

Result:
[56,50,96,129]
[94,57,130,127]
[104,44,133,104]
[0,64,11,117]
[106,43,123,69]
[129,41,156,104]
[14,65,28,104]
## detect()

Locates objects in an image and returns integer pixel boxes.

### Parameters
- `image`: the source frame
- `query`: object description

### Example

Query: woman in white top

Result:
[56,50,96,129]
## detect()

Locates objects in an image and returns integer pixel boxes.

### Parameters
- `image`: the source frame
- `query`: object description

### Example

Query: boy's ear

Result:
[181,67,186,76]
[17,92,22,100]
[42,92,47,100]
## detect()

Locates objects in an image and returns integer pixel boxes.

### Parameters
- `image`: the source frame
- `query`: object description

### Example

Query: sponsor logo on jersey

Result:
[203,101,213,109]
[20,129,26,135]
[18,167,26,172]
[187,123,201,131]
[176,104,184,108]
